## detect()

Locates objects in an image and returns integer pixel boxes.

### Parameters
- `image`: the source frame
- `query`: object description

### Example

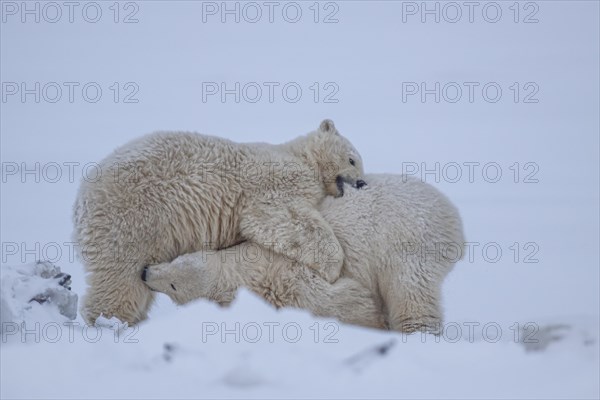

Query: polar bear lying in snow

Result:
[143,174,465,332]
[74,120,366,325]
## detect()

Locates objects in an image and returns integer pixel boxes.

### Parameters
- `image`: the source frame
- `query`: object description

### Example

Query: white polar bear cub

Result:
[73,120,365,325]
[144,174,465,332]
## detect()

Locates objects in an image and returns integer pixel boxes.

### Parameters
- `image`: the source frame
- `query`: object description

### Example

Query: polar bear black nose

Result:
[141,266,148,281]
[356,180,367,189]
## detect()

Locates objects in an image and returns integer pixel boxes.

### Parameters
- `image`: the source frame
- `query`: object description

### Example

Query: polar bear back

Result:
[74,131,270,264]
[319,174,464,297]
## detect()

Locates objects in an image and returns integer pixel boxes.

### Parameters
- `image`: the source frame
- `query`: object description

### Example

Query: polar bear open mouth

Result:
[336,176,367,197]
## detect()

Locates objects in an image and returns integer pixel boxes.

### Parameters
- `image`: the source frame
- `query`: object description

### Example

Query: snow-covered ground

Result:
[1,1,598,398]
[1,273,598,399]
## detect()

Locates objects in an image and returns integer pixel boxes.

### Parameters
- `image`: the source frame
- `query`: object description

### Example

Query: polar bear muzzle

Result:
[336,176,367,197]
[355,180,367,189]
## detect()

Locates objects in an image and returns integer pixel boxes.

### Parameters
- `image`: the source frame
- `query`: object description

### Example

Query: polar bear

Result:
[143,174,465,332]
[74,120,365,325]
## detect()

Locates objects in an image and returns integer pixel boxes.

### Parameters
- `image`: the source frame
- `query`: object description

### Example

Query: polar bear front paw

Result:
[312,259,343,284]
[312,239,344,283]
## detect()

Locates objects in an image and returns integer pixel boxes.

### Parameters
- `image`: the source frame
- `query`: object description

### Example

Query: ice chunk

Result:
[0,261,78,333]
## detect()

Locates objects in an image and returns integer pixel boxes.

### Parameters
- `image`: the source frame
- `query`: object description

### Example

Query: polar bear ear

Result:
[319,119,338,135]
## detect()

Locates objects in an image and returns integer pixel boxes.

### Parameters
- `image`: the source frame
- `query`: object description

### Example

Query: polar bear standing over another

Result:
[74,120,365,325]
[144,174,464,332]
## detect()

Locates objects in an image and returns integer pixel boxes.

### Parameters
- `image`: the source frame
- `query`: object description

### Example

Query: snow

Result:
[0,279,598,399]
[1,1,599,399]
[0,270,598,399]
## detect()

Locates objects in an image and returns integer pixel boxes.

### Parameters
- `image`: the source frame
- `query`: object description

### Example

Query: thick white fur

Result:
[73,120,365,324]
[144,174,465,332]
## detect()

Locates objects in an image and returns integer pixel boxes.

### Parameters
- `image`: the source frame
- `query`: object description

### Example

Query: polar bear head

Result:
[311,119,366,197]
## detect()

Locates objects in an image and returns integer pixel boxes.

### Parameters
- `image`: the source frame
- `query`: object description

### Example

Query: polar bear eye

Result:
[349,158,355,166]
